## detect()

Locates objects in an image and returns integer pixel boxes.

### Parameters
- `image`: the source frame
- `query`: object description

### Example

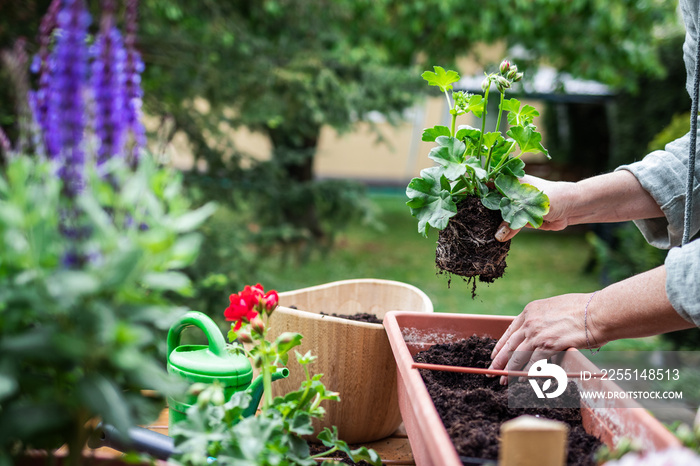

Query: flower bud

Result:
[481,77,491,92]
[513,72,524,82]
[261,290,279,316]
[495,76,510,92]
[237,330,254,344]
[499,59,511,76]
[250,316,265,336]
[506,65,518,80]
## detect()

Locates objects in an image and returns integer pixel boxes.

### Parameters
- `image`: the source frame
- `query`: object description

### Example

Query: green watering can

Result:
[166,311,289,429]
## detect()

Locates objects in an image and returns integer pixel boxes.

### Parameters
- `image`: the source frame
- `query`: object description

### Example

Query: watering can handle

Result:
[167,311,227,358]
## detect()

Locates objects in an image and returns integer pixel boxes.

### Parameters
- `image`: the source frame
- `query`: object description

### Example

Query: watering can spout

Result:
[244,367,290,416]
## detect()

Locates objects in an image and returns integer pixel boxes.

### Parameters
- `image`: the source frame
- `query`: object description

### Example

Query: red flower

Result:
[224,284,279,330]
[225,293,259,331]
[240,284,264,308]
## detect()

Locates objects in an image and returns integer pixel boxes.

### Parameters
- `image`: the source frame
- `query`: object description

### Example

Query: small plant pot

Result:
[268,279,434,444]
[383,311,680,466]
[435,196,511,285]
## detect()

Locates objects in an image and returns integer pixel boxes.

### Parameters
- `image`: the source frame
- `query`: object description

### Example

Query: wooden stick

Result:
[411,362,605,379]
[500,415,568,466]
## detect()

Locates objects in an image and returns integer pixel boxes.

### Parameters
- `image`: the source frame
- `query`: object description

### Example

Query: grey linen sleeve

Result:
[616,132,700,249]
[615,0,700,325]
[615,131,700,325]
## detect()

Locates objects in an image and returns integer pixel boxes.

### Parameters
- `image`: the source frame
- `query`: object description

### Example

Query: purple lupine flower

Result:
[91,1,128,168]
[47,0,91,197]
[31,0,61,149]
[124,0,146,166]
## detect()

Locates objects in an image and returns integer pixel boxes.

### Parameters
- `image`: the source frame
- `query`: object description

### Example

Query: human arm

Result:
[495,170,664,242]
[488,265,695,384]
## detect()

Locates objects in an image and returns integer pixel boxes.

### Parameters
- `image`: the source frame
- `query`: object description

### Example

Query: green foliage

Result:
[171,357,381,466]
[585,223,668,285]
[172,286,380,466]
[607,34,690,169]
[0,155,214,463]
[648,112,693,153]
[406,63,550,236]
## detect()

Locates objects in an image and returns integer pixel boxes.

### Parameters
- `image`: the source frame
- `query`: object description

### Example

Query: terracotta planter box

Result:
[268,279,433,444]
[383,311,680,466]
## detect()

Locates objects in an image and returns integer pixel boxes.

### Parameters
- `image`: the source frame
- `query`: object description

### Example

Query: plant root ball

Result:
[435,196,511,294]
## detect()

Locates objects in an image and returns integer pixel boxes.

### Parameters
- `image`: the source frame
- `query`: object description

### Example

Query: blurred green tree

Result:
[1,0,681,240]
[133,0,679,238]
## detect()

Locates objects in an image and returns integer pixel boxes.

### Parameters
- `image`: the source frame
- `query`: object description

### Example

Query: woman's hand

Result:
[488,266,693,385]
[488,292,597,385]
[495,175,578,242]
[494,171,664,242]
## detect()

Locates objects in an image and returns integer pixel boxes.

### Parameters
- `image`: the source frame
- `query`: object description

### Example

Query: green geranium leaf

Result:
[422,125,451,142]
[428,136,467,179]
[468,94,485,118]
[481,191,502,210]
[507,124,549,157]
[289,412,314,437]
[500,157,526,178]
[347,446,383,466]
[494,175,550,229]
[504,99,539,126]
[501,97,521,114]
[464,158,488,180]
[421,66,460,92]
[519,105,540,125]
[482,132,502,151]
[455,125,481,143]
[274,332,303,356]
[406,166,457,237]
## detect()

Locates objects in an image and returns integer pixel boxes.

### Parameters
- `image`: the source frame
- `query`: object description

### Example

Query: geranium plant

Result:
[406,61,550,284]
[170,284,382,466]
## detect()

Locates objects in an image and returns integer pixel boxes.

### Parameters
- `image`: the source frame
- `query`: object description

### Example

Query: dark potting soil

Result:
[435,196,511,295]
[319,312,383,324]
[415,336,602,466]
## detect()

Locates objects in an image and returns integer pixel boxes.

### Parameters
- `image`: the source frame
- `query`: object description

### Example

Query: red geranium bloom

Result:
[240,284,264,308]
[224,293,259,331]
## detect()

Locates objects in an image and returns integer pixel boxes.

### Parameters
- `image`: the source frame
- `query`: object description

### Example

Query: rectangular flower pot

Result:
[383,311,680,466]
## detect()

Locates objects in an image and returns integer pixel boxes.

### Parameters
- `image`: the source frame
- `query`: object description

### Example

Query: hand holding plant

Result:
[406,60,550,237]
[406,60,551,285]
[171,284,382,466]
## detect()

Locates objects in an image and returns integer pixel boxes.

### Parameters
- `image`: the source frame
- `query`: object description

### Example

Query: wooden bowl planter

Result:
[268,279,434,444]
[384,311,680,466]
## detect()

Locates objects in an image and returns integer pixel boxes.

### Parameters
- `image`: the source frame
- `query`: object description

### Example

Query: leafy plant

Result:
[406,61,550,236]
[0,1,216,464]
[0,155,214,465]
[170,284,381,466]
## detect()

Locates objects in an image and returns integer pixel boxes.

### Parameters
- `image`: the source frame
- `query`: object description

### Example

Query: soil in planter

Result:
[436,196,511,295]
[415,336,602,466]
[319,312,383,324]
